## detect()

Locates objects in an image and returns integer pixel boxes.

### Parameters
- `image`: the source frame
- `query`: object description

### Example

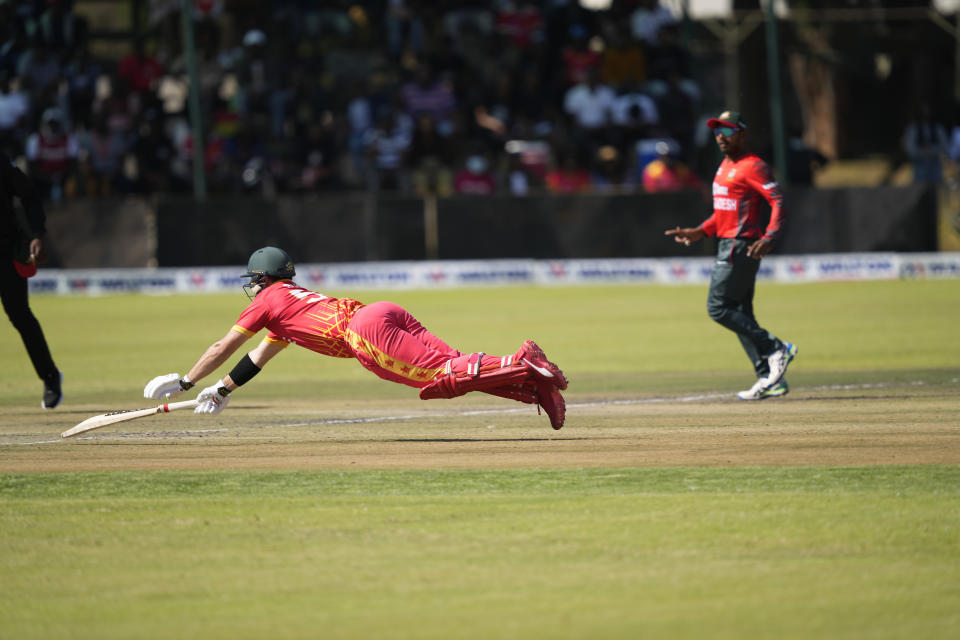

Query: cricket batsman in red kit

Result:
[665,110,797,400]
[144,247,567,429]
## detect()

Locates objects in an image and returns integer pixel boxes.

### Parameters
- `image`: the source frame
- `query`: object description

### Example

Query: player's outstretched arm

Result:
[184,330,250,385]
[194,339,286,415]
[144,330,250,400]
[664,226,705,246]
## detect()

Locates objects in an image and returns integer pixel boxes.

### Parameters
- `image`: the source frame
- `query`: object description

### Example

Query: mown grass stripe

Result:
[2,466,958,499]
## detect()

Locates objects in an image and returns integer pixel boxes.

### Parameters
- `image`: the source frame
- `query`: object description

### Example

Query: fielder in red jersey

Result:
[665,110,797,401]
[702,150,784,245]
[144,247,567,429]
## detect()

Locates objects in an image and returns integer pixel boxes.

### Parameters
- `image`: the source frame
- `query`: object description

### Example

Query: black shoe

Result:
[42,371,62,409]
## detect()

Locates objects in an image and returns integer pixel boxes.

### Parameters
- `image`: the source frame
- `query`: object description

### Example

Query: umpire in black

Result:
[1,152,62,408]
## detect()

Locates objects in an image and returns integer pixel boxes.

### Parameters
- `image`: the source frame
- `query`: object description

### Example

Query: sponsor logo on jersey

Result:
[712,184,729,195]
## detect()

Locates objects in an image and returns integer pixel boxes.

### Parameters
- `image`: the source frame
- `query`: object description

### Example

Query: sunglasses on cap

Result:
[713,126,739,137]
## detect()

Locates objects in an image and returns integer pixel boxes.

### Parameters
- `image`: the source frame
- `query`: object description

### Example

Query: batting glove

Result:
[195,383,231,414]
[144,373,194,400]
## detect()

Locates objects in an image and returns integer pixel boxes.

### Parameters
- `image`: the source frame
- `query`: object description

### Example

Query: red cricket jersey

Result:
[231,281,364,358]
[702,153,784,242]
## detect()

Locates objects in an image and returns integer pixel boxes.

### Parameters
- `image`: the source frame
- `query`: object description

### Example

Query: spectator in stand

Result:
[409,113,454,197]
[386,0,425,58]
[564,68,616,131]
[630,0,677,49]
[78,113,127,192]
[600,21,647,89]
[235,29,272,119]
[653,68,698,160]
[495,1,543,50]
[0,1,27,74]
[904,102,948,185]
[561,24,600,88]
[784,126,828,186]
[36,0,87,60]
[545,146,590,194]
[65,150,107,197]
[102,79,136,144]
[442,2,493,57]
[504,136,551,186]
[363,109,412,192]
[16,39,61,105]
[0,71,30,154]
[117,38,165,96]
[612,79,659,146]
[646,22,689,82]
[0,38,27,86]
[466,71,512,149]
[641,140,702,192]
[401,64,457,138]
[506,151,533,196]
[346,80,375,186]
[511,67,552,135]
[296,110,342,191]
[62,46,101,129]
[633,134,679,180]
[453,151,496,195]
[590,144,631,193]
[132,104,178,193]
[25,107,78,201]
[563,67,616,153]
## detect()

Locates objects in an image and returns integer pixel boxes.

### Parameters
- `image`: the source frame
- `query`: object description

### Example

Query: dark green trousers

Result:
[706,238,779,377]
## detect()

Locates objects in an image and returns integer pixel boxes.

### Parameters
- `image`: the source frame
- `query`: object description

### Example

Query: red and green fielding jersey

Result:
[703,153,784,243]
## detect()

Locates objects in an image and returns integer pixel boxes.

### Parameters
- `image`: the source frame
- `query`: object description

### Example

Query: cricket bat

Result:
[61,400,199,438]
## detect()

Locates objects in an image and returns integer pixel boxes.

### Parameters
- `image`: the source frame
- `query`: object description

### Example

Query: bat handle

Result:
[161,400,200,413]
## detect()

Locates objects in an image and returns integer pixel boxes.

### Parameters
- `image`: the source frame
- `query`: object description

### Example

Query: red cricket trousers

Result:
[346,301,462,388]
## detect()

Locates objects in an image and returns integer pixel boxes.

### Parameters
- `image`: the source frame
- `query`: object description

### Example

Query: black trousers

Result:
[0,256,58,381]
[706,238,780,378]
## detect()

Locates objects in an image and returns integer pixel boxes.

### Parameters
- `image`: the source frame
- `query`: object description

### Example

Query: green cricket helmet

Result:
[242,246,295,297]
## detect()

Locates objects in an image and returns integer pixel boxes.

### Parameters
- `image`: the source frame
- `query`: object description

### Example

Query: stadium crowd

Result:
[0,0,714,201]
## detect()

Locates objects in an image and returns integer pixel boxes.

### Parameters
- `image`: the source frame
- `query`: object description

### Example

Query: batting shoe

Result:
[535,382,566,430]
[520,340,568,390]
[764,341,798,387]
[737,378,789,401]
[42,371,63,409]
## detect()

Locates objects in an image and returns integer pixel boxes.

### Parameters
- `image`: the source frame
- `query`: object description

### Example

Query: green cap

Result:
[244,247,296,279]
[706,110,748,130]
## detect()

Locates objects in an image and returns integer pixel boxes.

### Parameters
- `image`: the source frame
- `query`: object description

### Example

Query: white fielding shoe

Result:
[737,378,789,401]
[764,342,798,387]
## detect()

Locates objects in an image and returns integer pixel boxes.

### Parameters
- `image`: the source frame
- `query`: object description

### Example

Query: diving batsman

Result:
[144,247,567,429]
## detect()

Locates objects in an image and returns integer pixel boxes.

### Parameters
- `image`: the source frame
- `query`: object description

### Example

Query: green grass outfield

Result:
[2,279,958,405]
[2,468,958,639]
[1,280,959,639]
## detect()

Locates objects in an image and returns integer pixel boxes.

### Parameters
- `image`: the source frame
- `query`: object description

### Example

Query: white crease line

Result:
[3,429,227,446]
[276,395,724,428]
[0,380,943,444]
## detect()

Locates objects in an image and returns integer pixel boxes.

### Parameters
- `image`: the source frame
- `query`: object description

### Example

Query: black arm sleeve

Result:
[228,353,262,387]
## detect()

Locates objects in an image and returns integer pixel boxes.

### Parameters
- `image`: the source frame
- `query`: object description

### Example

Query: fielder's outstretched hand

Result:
[144,373,190,400]
[195,384,230,414]
[665,226,705,246]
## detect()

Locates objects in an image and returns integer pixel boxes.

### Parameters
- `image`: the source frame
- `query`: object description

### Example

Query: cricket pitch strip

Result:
[1,381,959,472]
